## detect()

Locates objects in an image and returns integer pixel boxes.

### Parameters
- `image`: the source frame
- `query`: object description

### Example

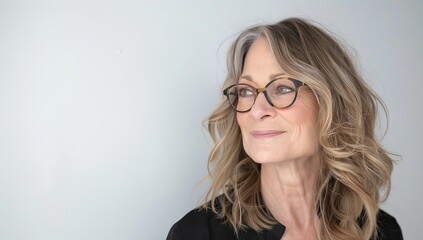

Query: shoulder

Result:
[166,207,236,240]
[376,209,403,240]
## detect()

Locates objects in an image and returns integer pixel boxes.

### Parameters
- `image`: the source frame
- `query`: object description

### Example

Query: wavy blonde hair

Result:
[203,17,394,240]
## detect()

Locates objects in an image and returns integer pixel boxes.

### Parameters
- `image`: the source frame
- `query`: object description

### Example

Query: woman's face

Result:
[237,37,319,165]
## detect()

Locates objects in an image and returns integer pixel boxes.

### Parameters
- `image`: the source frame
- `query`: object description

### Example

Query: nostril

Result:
[260,113,272,120]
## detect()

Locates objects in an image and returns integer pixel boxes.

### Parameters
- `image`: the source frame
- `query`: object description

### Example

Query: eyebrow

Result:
[239,73,287,82]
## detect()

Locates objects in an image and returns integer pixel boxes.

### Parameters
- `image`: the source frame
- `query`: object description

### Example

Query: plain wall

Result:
[0,0,421,239]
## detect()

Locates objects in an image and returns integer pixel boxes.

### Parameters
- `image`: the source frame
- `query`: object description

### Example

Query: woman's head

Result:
[222,17,382,158]
[233,37,319,165]
[205,17,394,239]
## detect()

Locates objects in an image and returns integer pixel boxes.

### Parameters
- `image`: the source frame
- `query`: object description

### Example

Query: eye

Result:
[275,85,294,95]
[238,86,254,97]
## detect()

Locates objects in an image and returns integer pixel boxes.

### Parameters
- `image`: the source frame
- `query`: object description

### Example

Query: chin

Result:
[246,150,286,165]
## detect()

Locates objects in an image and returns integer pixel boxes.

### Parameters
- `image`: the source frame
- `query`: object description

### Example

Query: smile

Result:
[250,130,285,138]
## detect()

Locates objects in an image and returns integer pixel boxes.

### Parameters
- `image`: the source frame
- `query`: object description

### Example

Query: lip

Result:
[250,130,285,138]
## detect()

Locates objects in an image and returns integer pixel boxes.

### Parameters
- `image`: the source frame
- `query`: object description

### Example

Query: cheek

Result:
[287,112,319,156]
[295,92,319,124]
[236,113,250,146]
[236,112,247,130]
[288,96,319,140]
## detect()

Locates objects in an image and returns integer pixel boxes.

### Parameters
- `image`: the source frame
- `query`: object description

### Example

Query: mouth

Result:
[250,130,285,138]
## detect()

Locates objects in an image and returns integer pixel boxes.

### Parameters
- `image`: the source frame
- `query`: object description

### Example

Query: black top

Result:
[167,207,403,240]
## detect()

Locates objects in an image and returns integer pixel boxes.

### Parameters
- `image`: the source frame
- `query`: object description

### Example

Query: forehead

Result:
[242,37,285,78]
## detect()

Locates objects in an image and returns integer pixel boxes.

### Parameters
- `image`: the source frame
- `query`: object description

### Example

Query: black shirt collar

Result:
[237,222,285,239]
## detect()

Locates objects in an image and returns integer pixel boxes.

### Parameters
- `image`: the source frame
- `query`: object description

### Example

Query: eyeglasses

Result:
[223,77,305,112]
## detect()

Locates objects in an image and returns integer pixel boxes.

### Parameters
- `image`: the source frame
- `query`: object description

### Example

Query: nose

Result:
[249,92,275,119]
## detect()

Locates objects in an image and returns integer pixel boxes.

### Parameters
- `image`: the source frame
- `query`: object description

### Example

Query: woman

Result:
[167,18,402,240]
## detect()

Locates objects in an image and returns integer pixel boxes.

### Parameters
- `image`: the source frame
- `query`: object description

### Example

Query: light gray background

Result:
[0,0,421,239]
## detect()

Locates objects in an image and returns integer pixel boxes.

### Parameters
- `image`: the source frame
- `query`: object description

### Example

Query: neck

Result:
[260,156,320,230]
